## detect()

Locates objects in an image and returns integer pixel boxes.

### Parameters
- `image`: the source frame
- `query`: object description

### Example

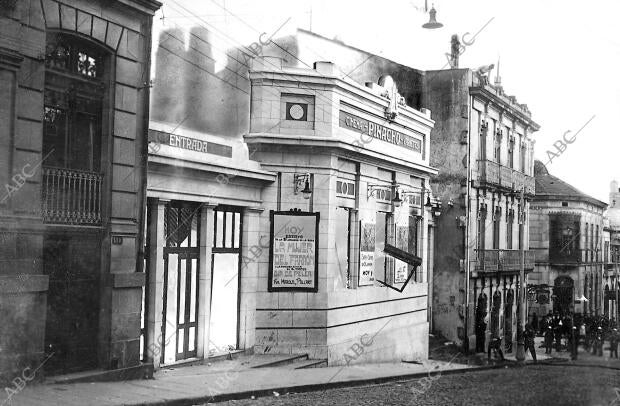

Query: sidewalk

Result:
[4,336,577,406]
[4,355,480,406]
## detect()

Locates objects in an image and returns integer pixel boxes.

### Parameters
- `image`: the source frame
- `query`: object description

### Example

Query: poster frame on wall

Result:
[268,210,320,292]
[358,220,376,287]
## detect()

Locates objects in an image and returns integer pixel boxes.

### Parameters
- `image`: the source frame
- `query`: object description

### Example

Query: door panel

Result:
[209,208,242,356]
[209,253,239,354]
[44,234,100,374]
[161,203,200,363]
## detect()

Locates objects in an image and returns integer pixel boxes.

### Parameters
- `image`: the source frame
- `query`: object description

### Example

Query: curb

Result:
[134,361,526,405]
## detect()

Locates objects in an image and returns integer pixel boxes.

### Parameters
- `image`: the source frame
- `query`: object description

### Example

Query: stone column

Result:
[197,203,215,359]
[146,198,167,370]
[238,207,263,350]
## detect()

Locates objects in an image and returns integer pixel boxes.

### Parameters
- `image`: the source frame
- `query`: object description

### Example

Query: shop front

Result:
[246,58,437,365]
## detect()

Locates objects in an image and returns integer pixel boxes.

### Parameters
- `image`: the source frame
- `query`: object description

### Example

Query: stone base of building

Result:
[255,319,429,366]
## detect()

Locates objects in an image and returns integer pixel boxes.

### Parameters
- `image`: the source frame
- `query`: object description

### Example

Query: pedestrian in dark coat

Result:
[594,327,604,356]
[554,320,563,351]
[570,326,579,360]
[540,316,549,336]
[544,326,554,354]
[532,313,539,334]
[524,323,537,363]
[610,328,619,359]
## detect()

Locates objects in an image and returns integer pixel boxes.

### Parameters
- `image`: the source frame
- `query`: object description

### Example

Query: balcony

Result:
[471,249,535,273]
[42,167,103,225]
[476,159,535,195]
[478,160,500,185]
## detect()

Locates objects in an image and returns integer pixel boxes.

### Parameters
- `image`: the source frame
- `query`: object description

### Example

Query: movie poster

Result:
[268,211,319,292]
[359,221,376,286]
[394,225,409,283]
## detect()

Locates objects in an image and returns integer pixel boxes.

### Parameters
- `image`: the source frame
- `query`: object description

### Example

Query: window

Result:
[479,116,487,161]
[375,212,387,283]
[508,136,514,169]
[517,204,523,250]
[45,34,104,78]
[408,216,421,282]
[585,223,590,262]
[44,33,105,172]
[596,225,599,261]
[506,210,513,249]
[385,213,395,283]
[605,241,610,263]
[493,122,501,164]
[477,208,487,252]
[520,141,526,173]
[492,209,500,249]
[335,207,352,288]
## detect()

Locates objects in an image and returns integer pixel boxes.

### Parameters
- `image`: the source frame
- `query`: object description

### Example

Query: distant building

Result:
[604,180,620,320]
[529,161,607,318]
[425,68,539,354]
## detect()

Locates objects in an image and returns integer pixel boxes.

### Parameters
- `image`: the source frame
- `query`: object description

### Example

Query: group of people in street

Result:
[532,311,619,360]
[485,311,620,363]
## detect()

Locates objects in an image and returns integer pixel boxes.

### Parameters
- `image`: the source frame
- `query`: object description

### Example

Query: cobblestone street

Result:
[212,364,620,406]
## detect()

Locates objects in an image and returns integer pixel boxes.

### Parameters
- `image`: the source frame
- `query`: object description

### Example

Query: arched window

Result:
[43,33,106,172]
[42,33,108,225]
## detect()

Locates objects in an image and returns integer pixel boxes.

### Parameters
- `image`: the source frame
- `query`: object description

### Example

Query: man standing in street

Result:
[610,328,619,359]
[554,319,563,352]
[594,326,604,356]
[524,323,537,363]
[570,326,579,360]
[544,326,554,354]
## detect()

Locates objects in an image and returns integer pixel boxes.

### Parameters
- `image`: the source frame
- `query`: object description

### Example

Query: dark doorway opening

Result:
[504,289,514,352]
[43,232,101,374]
[475,293,488,353]
[553,276,574,316]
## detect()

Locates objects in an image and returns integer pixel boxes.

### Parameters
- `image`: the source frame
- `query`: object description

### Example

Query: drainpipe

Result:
[136,16,155,274]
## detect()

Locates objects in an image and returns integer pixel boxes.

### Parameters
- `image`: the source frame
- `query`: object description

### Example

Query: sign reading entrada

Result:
[339,110,422,153]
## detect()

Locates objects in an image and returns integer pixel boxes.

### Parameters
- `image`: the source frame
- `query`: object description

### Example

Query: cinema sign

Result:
[339,110,422,153]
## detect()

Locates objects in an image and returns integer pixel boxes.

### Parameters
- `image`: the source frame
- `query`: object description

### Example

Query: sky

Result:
[153,0,620,203]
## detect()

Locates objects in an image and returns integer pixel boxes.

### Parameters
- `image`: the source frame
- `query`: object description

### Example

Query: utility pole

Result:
[516,187,526,362]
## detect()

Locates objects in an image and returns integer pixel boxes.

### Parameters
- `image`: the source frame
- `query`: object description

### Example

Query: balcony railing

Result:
[500,165,512,187]
[478,160,500,185]
[471,249,535,273]
[476,159,535,195]
[42,166,103,225]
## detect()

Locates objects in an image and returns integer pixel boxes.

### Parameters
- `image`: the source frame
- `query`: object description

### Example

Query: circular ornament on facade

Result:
[289,104,304,120]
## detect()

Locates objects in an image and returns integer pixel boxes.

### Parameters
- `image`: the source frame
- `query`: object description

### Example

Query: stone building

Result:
[425,69,539,353]
[144,24,440,367]
[0,0,160,382]
[528,161,607,318]
[603,180,620,320]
